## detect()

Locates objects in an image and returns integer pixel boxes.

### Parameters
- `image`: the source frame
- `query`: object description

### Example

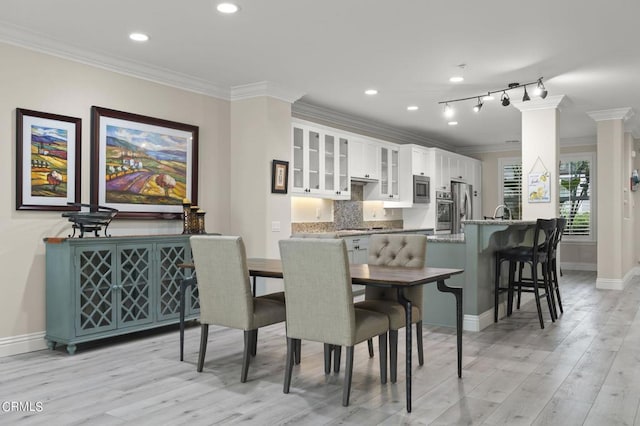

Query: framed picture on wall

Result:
[90,106,199,219]
[16,108,81,211]
[271,160,289,194]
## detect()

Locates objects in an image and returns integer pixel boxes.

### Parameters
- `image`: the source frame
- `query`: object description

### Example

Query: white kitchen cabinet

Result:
[343,235,368,294]
[291,121,350,200]
[433,149,450,191]
[379,144,400,200]
[350,138,379,180]
[411,147,429,177]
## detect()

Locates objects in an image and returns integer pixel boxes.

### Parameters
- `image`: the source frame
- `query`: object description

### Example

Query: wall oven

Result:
[435,190,453,232]
[413,175,430,204]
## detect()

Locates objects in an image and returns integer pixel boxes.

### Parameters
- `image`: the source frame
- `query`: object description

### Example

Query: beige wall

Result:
[0,42,231,341]
[474,144,599,269]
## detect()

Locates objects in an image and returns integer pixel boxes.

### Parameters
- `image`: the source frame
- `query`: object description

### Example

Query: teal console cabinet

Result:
[44,235,198,354]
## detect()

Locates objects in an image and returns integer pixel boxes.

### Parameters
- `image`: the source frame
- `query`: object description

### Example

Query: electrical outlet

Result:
[271,221,281,232]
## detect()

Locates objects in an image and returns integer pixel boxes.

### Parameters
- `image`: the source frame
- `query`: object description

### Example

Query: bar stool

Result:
[493,218,557,328]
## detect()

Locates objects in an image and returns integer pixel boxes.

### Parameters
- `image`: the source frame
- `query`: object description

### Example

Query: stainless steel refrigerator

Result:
[451,181,473,234]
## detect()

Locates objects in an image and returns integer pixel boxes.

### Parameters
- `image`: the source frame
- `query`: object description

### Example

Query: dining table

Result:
[179,258,464,413]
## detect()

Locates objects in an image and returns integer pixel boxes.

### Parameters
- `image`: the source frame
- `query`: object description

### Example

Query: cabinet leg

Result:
[46,340,56,350]
[66,344,77,355]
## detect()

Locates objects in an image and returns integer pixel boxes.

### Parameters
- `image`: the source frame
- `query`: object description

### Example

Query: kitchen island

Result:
[423,220,536,330]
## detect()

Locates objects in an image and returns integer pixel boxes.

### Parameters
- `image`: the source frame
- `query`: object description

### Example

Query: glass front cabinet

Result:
[291,121,350,200]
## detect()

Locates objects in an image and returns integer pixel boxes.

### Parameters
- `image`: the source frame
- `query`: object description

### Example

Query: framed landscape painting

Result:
[91,106,199,219]
[16,108,81,211]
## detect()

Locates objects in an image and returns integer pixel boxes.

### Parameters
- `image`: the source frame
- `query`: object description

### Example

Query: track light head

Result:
[501,91,510,107]
[536,79,548,99]
[522,86,530,102]
[473,97,483,112]
[444,103,454,118]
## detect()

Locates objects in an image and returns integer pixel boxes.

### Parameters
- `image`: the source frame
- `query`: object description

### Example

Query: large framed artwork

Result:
[91,106,199,219]
[16,108,81,211]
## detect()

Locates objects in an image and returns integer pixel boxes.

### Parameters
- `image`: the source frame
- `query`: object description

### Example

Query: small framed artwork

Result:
[271,160,289,194]
[16,108,81,211]
[91,106,199,219]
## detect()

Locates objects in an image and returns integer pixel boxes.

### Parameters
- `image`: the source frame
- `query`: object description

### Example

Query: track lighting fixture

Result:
[473,97,483,112]
[438,77,548,119]
[534,78,548,99]
[501,92,510,106]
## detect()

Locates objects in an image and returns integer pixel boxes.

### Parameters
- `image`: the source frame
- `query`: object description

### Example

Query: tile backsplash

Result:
[291,184,403,234]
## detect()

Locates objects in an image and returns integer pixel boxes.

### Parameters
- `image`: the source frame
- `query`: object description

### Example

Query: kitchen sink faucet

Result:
[493,205,512,220]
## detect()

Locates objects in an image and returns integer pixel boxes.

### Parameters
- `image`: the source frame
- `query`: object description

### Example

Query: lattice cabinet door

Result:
[75,245,117,336]
[117,244,153,328]
[157,241,190,321]
[187,270,200,316]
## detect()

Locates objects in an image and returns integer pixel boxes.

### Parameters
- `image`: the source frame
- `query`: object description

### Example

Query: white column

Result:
[513,95,566,220]
[587,107,634,289]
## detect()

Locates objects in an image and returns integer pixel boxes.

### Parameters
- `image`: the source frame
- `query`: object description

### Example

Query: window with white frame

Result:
[498,153,596,240]
[498,157,522,220]
[559,153,595,240]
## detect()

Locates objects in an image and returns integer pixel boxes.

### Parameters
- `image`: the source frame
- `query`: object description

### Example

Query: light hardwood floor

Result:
[2,271,640,425]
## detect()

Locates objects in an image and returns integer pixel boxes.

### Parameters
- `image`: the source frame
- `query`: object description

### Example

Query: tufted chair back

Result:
[365,234,427,309]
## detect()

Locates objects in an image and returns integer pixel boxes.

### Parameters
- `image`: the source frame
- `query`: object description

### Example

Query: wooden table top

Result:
[180,258,463,288]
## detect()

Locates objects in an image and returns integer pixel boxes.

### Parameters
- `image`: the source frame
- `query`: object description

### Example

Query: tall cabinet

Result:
[44,235,197,354]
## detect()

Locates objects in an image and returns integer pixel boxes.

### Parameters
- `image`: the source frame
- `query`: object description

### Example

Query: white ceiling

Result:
[1,0,639,149]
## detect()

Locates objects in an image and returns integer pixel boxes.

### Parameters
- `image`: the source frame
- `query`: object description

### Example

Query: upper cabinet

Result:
[411,148,429,177]
[291,121,350,200]
[350,138,379,181]
[365,143,400,200]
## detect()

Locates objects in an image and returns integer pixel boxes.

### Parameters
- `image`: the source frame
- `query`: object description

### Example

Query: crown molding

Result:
[587,107,635,122]
[511,95,567,112]
[230,81,305,103]
[292,100,451,149]
[0,21,230,99]
[457,135,597,155]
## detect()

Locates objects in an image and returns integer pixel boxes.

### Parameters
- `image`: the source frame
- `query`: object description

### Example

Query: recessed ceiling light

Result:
[407,106,419,111]
[217,3,239,14]
[449,76,464,83]
[364,89,378,95]
[129,32,149,42]
[448,121,458,126]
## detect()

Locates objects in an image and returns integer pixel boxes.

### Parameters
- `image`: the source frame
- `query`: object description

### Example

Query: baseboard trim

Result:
[0,332,47,357]
[463,293,537,332]
[561,262,597,271]
[596,267,638,290]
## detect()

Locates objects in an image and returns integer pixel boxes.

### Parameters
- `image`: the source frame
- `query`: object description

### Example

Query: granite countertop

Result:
[312,228,434,237]
[427,233,466,243]
[463,219,537,225]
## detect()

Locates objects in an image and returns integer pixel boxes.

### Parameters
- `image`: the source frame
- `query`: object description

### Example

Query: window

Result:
[498,154,595,240]
[559,154,595,239]
[498,158,522,220]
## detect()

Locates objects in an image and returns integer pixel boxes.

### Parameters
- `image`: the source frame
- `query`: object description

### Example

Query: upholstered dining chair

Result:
[354,233,428,383]
[190,235,286,382]
[279,238,389,406]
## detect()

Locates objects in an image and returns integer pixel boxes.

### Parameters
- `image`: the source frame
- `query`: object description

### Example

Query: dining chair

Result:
[547,217,567,314]
[494,218,557,328]
[190,235,286,382]
[354,233,427,383]
[279,238,389,406]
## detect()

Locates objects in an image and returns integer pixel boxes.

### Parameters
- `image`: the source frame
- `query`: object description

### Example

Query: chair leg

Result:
[367,338,374,358]
[553,259,564,314]
[323,344,332,374]
[241,330,254,383]
[342,346,354,406]
[516,262,524,309]
[507,260,516,316]
[283,337,296,393]
[334,346,341,373]
[250,328,258,357]
[378,333,387,384]
[389,329,398,383]
[197,324,209,372]
[416,321,424,366]
[294,339,301,365]
[544,262,557,322]
[494,255,500,323]
[532,266,545,329]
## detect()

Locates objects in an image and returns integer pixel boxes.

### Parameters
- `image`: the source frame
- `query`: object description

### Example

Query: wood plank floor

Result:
[2,270,640,425]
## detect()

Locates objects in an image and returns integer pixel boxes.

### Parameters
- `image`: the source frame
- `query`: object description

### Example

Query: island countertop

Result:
[462,219,537,225]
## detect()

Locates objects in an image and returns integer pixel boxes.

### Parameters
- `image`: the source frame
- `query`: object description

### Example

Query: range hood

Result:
[350,176,378,184]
